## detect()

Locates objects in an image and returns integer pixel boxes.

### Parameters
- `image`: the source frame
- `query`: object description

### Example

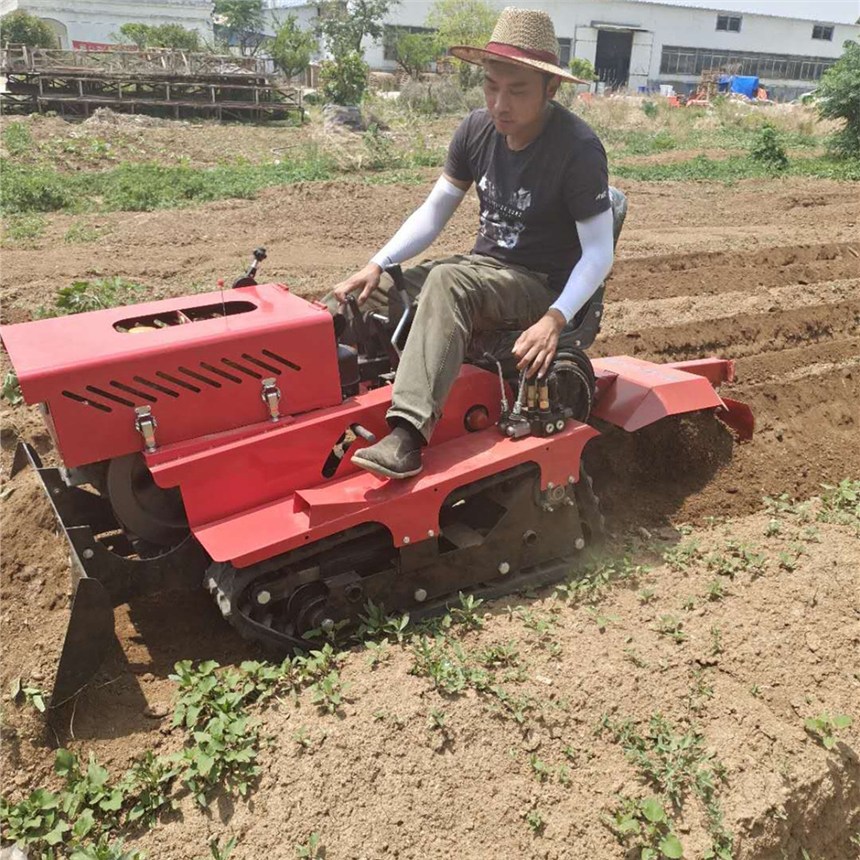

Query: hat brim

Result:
[449,44,588,85]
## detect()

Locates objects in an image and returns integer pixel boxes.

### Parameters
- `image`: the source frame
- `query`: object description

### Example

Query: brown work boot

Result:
[351,423,423,479]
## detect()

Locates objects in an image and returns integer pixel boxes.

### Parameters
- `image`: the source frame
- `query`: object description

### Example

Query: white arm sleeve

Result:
[370,176,466,270]
[549,208,615,324]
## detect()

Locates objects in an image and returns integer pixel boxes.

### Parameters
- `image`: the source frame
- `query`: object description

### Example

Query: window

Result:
[660,45,836,81]
[716,14,742,32]
[557,37,571,66]
[382,25,435,62]
[812,24,834,40]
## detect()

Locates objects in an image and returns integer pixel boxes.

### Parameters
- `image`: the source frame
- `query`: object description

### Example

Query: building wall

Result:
[1,0,214,49]
[349,0,858,98]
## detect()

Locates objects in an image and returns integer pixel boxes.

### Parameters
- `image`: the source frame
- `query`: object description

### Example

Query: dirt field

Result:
[1,115,859,860]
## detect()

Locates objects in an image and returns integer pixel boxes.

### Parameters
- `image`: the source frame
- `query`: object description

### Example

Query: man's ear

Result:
[547,75,561,99]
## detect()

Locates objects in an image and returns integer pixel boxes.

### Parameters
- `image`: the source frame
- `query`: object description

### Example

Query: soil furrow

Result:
[607,241,860,302]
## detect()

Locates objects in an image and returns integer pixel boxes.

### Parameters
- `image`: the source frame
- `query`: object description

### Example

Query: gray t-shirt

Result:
[444,102,610,292]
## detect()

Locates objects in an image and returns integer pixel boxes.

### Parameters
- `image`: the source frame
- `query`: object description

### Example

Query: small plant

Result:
[2,121,35,157]
[804,712,853,750]
[0,788,68,849]
[309,670,347,714]
[208,836,238,860]
[655,615,686,644]
[524,807,545,835]
[475,641,520,668]
[638,588,657,605]
[588,606,619,632]
[819,479,860,524]
[641,100,659,119]
[427,708,447,731]
[295,832,323,859]
[764,518,781,537]
[357,600,410,642]
[529,754,551,783]
[706,540,767,579]
[9,676,46,712]
[120,751,177,826]
[608,795,684,859]
[365,639,392,668]
[450,591,484,629]
[64,221,104,244]
[750,124,789,171]
[662,540,702,572]
[710,625,724,656]
[705,579,726,602]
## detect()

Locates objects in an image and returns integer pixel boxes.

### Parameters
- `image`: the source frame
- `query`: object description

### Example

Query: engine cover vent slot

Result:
[222,358,261,379]
[110,381,157,403]
[62,390,112,412]
[241,353,281,376]
[134,375,179,398]
[156,370,200,393]
[201,362,242,384]
[178,366,221,388]
[86,385,135,408]
[261,349,301,371]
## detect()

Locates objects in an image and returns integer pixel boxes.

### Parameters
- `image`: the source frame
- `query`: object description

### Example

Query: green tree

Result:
[214,0,266,55]
[0,10,58,48]
[316,0,397,56]
[118,23,202,51]
[426,0,496,88]
[319,50,369,105]
[270,15,316,80]
[569,56,597,81]
[392,30,438,79]
[816,39,860,157]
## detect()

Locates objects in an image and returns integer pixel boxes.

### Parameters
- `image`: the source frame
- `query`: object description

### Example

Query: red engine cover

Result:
[0,284,343,468]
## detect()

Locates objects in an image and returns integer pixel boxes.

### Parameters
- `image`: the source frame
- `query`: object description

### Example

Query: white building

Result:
[0,0,214,50]
[267,0,860,99]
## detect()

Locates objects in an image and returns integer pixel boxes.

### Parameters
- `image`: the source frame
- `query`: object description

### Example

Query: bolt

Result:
[575,538,585,550]
[506,426,515,437]
[321,618,335,632]
[555,419,565,431]
[414,588,427,602]
[52,488,61,496]
[498,561,510,575]
[403,536,410,545]
[82,548,94,560]
[547,482,554,490]
[545,422,555,434]
[575,340,582,347]
[427,529,435,537]
[568,475,575,484]
[257,590,271,605]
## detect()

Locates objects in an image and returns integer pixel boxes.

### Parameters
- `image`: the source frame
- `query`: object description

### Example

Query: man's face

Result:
[483,60,556,136]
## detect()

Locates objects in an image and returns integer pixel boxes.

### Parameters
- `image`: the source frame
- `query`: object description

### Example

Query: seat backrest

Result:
[609,186,628,248]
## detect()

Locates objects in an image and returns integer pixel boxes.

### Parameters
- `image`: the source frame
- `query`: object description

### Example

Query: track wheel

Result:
[106,453,189,547]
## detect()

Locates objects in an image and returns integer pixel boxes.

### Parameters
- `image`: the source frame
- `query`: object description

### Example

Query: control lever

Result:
[388,265,415,357]
[346,294,373,354]
[232,247,267,288]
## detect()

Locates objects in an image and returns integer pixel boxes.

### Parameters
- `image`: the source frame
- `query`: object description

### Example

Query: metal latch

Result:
[134,406,158,452]
[261,377,281,422]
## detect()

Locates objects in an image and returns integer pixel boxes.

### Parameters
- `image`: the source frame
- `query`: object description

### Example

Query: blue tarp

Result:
[730,76,760,98]
[717,75,760,98]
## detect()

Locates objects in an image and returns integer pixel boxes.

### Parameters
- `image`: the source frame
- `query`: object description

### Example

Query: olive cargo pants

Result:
[323,255,558,441]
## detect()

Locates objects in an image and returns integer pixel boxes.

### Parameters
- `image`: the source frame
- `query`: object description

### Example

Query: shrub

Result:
[641,100,659,119]
[399,78,466,115]
[320,51,369,105]
[750,125,789,171]
[0,161,74,213]
[816,39,860,157]
[569,56,597,82]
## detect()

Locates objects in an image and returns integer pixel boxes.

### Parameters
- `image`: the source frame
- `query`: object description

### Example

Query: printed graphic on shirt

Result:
[477,173,532,250]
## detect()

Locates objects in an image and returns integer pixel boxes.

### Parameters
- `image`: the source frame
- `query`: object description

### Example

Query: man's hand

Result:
[333,262,383,305]
[513,310,566,378]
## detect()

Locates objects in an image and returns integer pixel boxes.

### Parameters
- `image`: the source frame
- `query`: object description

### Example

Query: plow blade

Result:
[11,443,207,707]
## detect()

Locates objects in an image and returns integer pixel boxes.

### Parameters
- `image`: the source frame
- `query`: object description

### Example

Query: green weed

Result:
[662,539,702,572]
[9,676,47,712]
[524,807,545,835]
[3,213,46,242]
[804,712,853,750]
[750,125,789,171]
[295,832,323,859]
[608,795,684,859]
[64,221,104,244]
[819,479,860,525]
[2,122,35,157]
[450,591,484,629]
[208,836,238,860]
[706,540,767,579]
[529,754,551,783]
[357,600,411,643]
[34,277,146,318]
[309,670,347,715]
[655,615,686,644]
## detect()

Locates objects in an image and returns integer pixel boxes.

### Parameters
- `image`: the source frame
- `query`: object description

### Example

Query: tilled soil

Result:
[1,172,858,859]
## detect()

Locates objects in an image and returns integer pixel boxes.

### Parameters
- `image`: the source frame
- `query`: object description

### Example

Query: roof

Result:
[626,0,859,26]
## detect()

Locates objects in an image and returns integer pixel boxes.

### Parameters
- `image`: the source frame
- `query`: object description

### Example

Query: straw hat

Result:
[450,7,587,84]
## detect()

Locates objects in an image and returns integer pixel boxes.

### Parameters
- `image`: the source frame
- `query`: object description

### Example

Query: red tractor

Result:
[0,192,752,706]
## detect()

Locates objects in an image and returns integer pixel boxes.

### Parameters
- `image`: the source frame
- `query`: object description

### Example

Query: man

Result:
[330,7,615,480]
